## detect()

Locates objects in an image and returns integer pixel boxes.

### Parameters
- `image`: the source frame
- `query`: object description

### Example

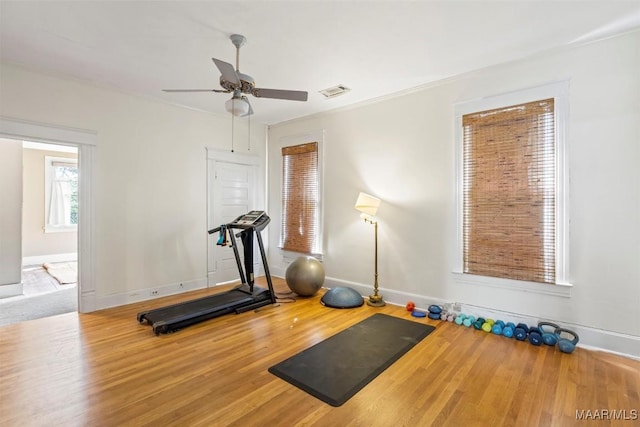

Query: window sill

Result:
[45,225,78,234]
[452,272,573,298]
[280,249,324,263]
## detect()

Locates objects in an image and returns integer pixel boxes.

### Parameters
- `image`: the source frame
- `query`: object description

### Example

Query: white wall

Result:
[0,63,267,306]
[0,138,23,295]
[268,31,640,356]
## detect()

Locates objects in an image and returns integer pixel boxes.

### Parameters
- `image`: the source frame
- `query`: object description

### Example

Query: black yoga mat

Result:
[268,313,435,406]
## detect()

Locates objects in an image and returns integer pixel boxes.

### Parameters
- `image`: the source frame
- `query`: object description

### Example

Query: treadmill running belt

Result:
[141,290,253,323]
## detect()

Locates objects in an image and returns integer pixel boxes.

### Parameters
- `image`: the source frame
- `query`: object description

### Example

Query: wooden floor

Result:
[1,277,638,427]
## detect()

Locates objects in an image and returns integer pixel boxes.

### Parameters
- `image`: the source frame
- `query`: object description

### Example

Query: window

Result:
[280,141,322,255]
[454,82,570,290]
[45,156,78,232]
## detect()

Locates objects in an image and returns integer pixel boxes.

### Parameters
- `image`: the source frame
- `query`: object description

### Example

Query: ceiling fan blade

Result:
[212,58,240,85]
[252,88,308,101]
[162,89,229,93]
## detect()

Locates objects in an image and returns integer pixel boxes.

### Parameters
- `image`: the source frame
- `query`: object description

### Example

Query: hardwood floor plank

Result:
[1,277,639,426]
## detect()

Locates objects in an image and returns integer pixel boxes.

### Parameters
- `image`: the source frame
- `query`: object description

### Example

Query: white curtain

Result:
[48,179,72,226]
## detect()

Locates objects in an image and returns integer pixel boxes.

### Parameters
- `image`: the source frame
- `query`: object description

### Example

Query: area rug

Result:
[268,313,435,406]
[0,285,77,327]
[43,261,77,285]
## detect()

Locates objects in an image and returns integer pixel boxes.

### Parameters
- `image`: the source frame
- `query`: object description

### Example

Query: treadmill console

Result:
[233,210,265,226]
[229,210,270,230]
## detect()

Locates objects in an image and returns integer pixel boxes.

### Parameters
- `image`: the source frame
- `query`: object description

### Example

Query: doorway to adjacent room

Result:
[206,148,261,287]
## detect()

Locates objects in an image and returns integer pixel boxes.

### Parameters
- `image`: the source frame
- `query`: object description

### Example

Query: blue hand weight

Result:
[455,314,466,325]
[428,305,442,315]
[491,320,505,334]
[502,325,514,338]
[528,326,542,346]
[555,327,579,354]
[514,323,529,341]
[538,321,560,346]
[428,312,441,320]
[491,323,503,335]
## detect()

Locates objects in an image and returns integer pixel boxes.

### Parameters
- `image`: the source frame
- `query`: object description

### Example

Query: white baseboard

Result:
[95,277,208,311]
[23,252,77,266]
[0,282,23,299]
[324,276,640,360]
[79,289,96,313]
[270,265,287,279]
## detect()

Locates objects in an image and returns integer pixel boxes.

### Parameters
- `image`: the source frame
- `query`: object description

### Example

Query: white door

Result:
[207,159,258,286]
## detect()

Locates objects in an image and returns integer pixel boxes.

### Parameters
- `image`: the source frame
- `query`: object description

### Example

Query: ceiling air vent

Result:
[319,84,351,99]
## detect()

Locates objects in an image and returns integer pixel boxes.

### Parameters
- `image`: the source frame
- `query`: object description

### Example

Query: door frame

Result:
[0,116,97,312]
[206,147,263,286]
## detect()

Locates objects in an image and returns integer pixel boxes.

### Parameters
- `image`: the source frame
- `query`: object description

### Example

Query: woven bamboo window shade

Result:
[280,142,319,254]
[462,98,556,284]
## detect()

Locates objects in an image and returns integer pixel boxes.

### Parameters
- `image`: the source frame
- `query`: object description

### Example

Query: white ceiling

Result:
[2,1,640,125]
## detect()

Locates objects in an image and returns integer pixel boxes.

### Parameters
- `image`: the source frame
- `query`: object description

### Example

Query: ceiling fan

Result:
[163,34,308,117]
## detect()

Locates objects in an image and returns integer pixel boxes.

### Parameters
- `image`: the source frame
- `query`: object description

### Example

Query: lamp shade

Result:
[355,192,381,217]
[225,97,250,117]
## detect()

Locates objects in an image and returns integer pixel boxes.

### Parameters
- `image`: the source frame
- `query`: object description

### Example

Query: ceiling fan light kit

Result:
[225,96,250,117]
[163,34,308,117]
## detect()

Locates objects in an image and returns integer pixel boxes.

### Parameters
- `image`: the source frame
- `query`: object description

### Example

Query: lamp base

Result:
[367,294,385,307]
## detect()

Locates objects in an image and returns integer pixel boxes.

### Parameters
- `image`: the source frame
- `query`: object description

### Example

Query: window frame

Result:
[44,155,79,233]
[453,81,572,296]
[277,131,324,258]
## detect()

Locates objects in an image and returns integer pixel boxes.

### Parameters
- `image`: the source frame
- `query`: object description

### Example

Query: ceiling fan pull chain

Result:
[231,100,235,153]
[248,113,251,151]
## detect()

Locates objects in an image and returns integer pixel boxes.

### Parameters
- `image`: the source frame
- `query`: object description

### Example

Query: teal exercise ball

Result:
[285,256,325,297]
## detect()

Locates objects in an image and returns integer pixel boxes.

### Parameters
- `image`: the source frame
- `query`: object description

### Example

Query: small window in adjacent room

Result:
[280,141,323,255]
[45,156,78,233]
[454,82,570,289]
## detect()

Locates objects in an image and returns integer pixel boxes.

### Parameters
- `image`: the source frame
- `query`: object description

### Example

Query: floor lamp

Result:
[355,192,385,307]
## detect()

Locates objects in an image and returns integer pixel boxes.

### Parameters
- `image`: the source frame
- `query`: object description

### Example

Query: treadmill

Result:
[137,211,276,335]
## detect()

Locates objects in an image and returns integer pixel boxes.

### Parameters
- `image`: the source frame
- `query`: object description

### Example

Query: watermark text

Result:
[576,409,638,421]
